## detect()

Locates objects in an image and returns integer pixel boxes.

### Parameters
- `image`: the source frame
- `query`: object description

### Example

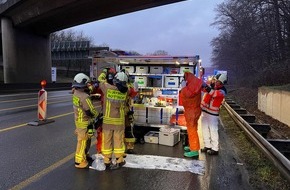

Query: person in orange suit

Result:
[179,71,203,158]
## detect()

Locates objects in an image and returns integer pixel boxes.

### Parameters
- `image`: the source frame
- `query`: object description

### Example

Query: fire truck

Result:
[90,50,202,128]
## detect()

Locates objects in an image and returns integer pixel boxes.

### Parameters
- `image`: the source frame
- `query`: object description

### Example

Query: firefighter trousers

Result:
[102,128,125,164]
[75,128,90,164]
[124,114,135,150]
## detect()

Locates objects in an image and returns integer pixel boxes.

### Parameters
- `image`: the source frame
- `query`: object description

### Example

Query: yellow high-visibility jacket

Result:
[73,89,98,128]
[98,73,128,130]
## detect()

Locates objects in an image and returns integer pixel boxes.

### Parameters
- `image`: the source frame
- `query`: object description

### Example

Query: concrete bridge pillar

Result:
[1,18,52,83]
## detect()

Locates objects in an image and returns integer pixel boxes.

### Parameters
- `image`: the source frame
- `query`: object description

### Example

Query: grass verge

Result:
[220,107,290,189]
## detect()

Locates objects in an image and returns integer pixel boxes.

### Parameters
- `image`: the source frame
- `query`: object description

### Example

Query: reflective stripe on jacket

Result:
[201,88,226,116]
[73,89,98,128]
[98,73,128,130]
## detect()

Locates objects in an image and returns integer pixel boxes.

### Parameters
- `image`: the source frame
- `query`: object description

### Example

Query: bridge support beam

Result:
[1,18,52,83]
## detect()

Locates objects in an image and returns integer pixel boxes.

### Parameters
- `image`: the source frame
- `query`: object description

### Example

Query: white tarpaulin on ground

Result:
[90,154,205,175]
[124,154,205,175]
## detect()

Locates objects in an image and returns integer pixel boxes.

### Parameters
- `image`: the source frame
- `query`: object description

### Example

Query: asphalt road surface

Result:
[0,90,251,190]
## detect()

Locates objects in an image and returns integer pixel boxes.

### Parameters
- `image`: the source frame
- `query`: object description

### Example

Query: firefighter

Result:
[87,80,104,154]
[179,71,203,158]
[72,73,98,169]
[121,69,138,154]
[98,69,129,169]
[200,73,227,155]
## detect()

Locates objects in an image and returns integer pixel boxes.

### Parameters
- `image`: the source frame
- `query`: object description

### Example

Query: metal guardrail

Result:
[223,100,290,182]
[0,83,71,94]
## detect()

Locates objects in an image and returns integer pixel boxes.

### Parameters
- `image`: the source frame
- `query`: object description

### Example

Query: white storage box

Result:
[136,66,149,74]
[144,131,159,144]
[165,76,179,88]
[150,66,163,74]
[180,66,194,74]
[159,129,180,146]
[152,78,162,87]
[163,67,180,74]
[121,66,135,73]
[135,76,148,87]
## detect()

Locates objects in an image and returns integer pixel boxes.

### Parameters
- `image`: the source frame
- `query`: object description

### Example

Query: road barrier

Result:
[28,80,55,126]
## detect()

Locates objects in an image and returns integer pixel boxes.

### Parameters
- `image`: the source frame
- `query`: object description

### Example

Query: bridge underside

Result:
[0,0,185,83]
[2,0,185,35]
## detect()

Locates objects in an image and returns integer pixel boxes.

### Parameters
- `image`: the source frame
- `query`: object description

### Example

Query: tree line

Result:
[211,0,290,87]
[51,30,169,78]
[51,30,168,56]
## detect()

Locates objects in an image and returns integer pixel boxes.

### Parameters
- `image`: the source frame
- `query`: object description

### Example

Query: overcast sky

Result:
[69,0,224,67]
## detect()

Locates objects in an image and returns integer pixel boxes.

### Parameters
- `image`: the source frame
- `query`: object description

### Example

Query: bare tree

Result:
[51,29,93,77]
[211,0,290,86]
[146,50,169,56]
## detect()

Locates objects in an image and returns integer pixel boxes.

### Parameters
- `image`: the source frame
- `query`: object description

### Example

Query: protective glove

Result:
[87,124,95,137]
[127,111,134,116]
[94,113,103,130]
[204,85,212,93]
[180,80,187,88]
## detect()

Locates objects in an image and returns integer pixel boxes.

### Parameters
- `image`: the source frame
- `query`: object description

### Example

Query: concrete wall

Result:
[258,87,290,127]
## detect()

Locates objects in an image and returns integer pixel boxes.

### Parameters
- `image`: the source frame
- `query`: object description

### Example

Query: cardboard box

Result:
[159,129,180,146]
[144,131,159,144]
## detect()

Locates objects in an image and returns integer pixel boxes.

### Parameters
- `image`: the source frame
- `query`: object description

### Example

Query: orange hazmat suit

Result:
[179,72,202,151]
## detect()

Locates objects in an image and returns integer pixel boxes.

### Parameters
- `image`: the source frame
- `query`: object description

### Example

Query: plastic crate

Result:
[164,76,179,88]
[136,66,149,74]
[121,66,135,73]
[159,129,180,146]
[135,76,148,87]
[150,66,163,74]
[180,66,194,74]
[144,131,159,144]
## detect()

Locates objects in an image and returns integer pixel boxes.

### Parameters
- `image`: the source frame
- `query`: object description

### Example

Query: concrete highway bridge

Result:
[0,0,185,83]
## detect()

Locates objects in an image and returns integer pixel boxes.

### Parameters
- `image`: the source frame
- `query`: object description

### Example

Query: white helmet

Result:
[72,73,90,88]
[215,73,227,84]
[114,72,128,93]
[114,72,128,83]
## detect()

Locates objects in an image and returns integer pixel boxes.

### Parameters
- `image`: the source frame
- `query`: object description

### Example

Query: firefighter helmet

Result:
[114,72,128,93]
[114,72,128,83]
[215,73,227,84]
[72,73,90,88]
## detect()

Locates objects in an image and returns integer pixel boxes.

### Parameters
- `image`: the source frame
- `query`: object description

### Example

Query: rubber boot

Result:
[75,161,89,169]
[183,146,190,152]
[110,157,126,170]
[184,151,199,158]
